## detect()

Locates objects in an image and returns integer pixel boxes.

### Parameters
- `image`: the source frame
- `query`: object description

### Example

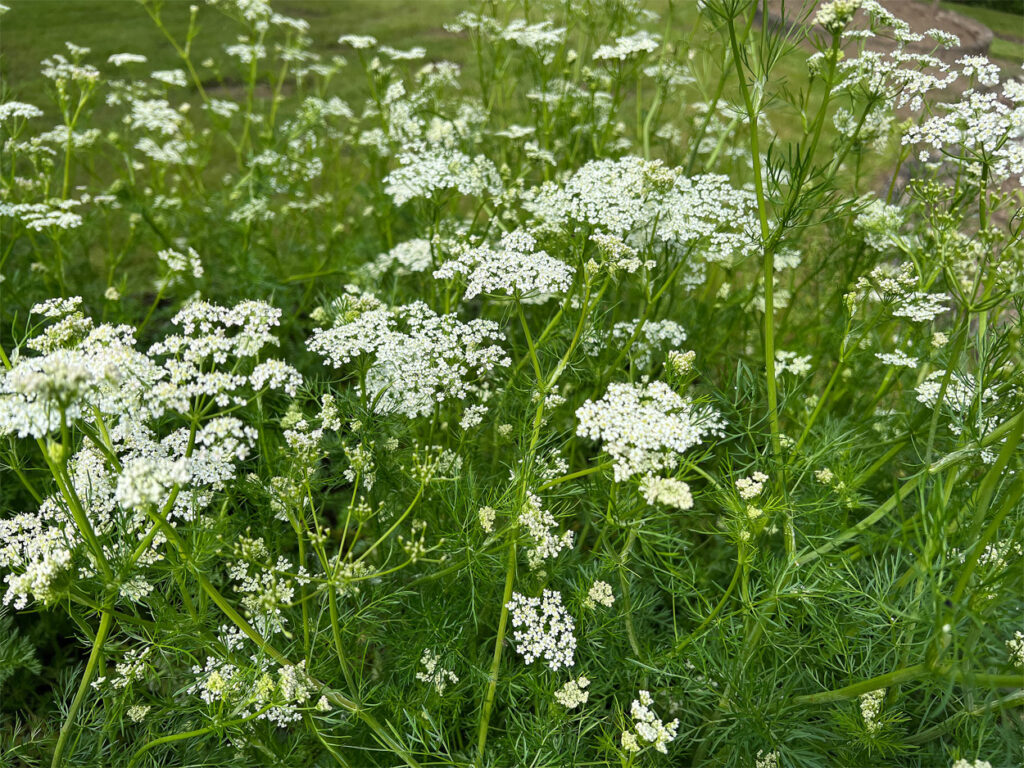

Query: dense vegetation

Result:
[1,1,1022,766]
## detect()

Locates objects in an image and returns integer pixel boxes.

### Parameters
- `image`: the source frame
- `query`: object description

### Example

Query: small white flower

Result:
[736,472,768,500]
[860,688,884,733]
[478,506,496,534]
[815,468,835,485]
[554,676,590,709]
[621,690,678,754]
[506,590,576,671]
[576,381,725,483]
[415,649,459,695]
[584,580,615,609]
[640,475,693,510]
[1007,631,1024,668]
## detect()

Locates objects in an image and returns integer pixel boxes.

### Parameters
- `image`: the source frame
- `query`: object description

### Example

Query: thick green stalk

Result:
[796,407,1024,567]
[617,528,642,659]
[52,610,114,768]
[675,559,742,653]
[724,9,790,566]
[793,663,927,705]
[905,691,1024,745]
[128,705,274,767]
[476,539,518,762]
[794,664,1024,706]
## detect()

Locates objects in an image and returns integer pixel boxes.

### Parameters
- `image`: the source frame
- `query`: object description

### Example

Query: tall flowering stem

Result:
[52,609,114,768]
[724,11,781,463]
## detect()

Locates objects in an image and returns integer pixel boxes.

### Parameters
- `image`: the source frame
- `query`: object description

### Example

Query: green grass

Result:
[940,0,1024,39]
[938,0,1024,64]
[0,0,472,110]
[991,35,1024,61]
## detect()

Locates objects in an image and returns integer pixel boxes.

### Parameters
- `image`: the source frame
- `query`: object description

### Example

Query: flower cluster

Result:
[620,689,679,754]
[576,381,725,482]
[308,292,510,418]
[554,676,590,708]
[593,30,659,61]
[506,590,576,670]
[434,229,574,301]
[904,82,1024,185]
[586,319,688,369]
[860,688,884,733]
[384,144,502,205]
[518,492,574,569]
[735,472,768,500]
[1007,632,1024,669]
[415,649,459,694]
[584,580,615,609]
[640,475,694,510]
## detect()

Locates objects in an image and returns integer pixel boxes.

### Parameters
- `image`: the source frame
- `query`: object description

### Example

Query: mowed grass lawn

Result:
[0,1,472,113]
[941,1,1024,64]
[0,0,862,170]
[2,0,1018,117]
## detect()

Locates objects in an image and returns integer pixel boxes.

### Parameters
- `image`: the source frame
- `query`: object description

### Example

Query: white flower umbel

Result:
[478,506,496,533]
[593,30,660,61]
[774,350,812,376]
[525,156,676,236]
[554,676,590,709]
[0,303,160,438]
[904,86,1024,186]
[1007,631,1024,668]
[415,649,459,694]
[367,238,434,278]
[156,246,204,289]
[114,456,190,510]
[506,589,576,671]
[384,144,502,206]
[876,350,918,368]
[915,370,996,420]
[640,475,693,510]
[735,472,768,500]
[576,381,725,482]
[622,689,679,754]
[308,294,509,419]
[584,580,615,609]
[0,101,44,123]
[585,319,687,369]
[0,513,73,609]
[433,229,574,302]
[518,492,574,569]
[860,688,884,733]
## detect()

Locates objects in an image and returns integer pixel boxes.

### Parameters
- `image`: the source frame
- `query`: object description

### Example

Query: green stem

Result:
[905,691,1024,745]
[793,663,926,705]
[676,559,742,653]
[128,706,274,767]
[537,461,613,491]
[795,408,1023,568]
[617,528,642,659]
[52,610,114,768]
[517,300,543,383]
[476,539,517,762]
[794,665,1024,706]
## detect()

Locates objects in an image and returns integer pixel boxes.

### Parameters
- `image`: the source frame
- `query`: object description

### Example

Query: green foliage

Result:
[0,1,1022,767]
